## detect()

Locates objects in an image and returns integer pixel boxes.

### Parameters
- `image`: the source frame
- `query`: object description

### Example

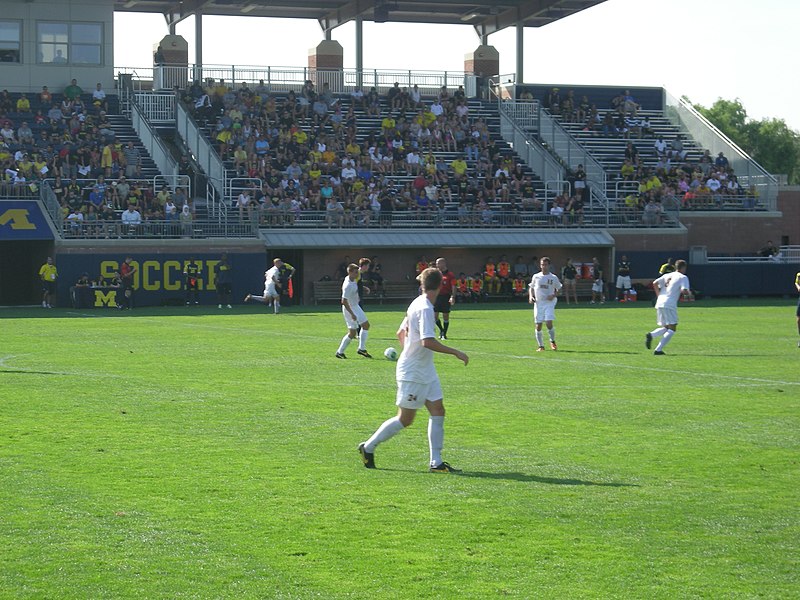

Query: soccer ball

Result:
[383,347,398,361]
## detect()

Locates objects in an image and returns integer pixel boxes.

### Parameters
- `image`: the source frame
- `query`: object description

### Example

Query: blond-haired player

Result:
[358,267,469,472]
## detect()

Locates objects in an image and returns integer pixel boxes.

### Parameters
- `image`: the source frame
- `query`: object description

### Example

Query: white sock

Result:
[548,327,556,342]
[364,416,405,452]
[358,329,369,351]
[535,330,544,347]
[649,326,667,337]
[274,300,280,313]
[655,330,675,351]
[337,334,352,355]
[428,416,444,466]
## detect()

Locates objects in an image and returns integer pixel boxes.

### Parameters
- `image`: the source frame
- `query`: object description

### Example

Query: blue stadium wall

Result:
[55,250,269,308]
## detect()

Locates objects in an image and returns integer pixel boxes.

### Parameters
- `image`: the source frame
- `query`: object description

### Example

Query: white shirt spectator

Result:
[121,208,142,225]
[406,151,420,167]
[341,166,357,180]
[410,87,421,105]
[430,101,444,117]
[706,178,721,192]
[654,138,668,155]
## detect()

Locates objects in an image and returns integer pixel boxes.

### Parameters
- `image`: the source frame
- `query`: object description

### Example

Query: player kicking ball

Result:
[358,267,469,473]
[336,263,372,359]
[243,258,283,314]
[645,259,692,355]
[529,257,562,351]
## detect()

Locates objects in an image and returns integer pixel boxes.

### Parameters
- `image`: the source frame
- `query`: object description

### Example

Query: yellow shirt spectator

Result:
[345,142,361,156]
[16,97,31,112]
[293,130,308,145]
[381,116,396,133]
[451,158,468,176]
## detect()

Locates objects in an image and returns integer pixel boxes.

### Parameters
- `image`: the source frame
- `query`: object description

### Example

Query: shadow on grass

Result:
[0,369,61,375]
[558,350,639,355]
[456,471,639,487]
[380,467,638,487]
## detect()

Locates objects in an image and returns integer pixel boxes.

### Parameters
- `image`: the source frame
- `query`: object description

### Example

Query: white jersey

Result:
[341,276,359,306]
[265,266,280,288]
[654,271,690,309]
[529,272,562,304]
[396,294,437,384]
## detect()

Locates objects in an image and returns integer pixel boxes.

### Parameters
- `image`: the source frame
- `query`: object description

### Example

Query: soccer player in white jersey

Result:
[646,259,692,355]
[529,257,563,352]
[358,267,469,473]
[336,264,372,359]
[244,258,283,313]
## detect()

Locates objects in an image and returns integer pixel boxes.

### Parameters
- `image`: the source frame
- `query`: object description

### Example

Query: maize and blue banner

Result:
[0,201,55,240]
[56,252,270,307]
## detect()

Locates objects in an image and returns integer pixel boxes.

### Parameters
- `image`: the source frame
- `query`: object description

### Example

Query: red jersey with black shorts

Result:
[434,270,456,313]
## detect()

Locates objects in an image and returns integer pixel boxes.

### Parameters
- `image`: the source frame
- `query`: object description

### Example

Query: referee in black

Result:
[434,257,457,339]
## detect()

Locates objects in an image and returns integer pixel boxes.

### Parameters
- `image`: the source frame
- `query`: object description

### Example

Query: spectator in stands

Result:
[92,83,108,113]
[549,196,565,226]
[64,79,83,101]
[642,197,663,226]
[16,94,31,114]
[121,204,141,230]
[180,205,193,237]
[715,152,729,169]
[546,88,561,114]
[758,240,779,258]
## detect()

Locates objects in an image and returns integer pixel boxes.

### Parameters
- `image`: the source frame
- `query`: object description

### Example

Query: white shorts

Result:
[343,304,368,329]
[616,275,631,289]
[265,284,279,298]
[656,307,678,326]
[591,280,604,293]
[396,377,443,409]
[534,301,556,323]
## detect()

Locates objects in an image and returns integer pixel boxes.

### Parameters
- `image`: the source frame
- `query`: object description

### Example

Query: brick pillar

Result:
[464,45,499,99]
[153,35,189,90]
[308,40,344,92]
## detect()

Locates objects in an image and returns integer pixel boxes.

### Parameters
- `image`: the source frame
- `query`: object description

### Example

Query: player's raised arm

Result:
[396,316,408,347]
[421,337,469,365]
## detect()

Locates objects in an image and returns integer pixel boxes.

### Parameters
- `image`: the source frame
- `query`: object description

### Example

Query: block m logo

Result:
[0,208,36,230]
[94,290,118,307]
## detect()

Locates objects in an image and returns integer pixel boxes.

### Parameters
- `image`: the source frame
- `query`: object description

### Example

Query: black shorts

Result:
[434,294,452,314]
[796,298,800,317]
[42,281,56,295]
[218,282,232,295]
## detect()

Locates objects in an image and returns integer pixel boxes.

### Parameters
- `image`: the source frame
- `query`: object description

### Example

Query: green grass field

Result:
[1,299,798,599]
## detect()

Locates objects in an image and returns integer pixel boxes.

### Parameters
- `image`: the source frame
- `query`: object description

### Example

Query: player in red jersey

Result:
[434,257,457,339]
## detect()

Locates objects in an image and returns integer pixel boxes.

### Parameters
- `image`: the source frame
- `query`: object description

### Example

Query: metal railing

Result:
[133,92,177,123]
[251,208,681,229]
[60,218,257,239]
[705,246,800,264]
[118,64,469,96]
[664,91,778,210]
[490,80,565,190]
[176,101,226,201]
[536,106,608,200]
[129,96,180,181]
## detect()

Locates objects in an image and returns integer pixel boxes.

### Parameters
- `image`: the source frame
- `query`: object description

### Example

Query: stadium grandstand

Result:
[0,0,797,307]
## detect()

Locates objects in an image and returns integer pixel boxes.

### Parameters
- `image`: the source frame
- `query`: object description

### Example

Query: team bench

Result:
[312,281,420,305]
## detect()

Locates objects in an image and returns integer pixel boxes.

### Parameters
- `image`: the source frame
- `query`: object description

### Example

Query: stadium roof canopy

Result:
[260,229,615,249]
[114,0,607,37]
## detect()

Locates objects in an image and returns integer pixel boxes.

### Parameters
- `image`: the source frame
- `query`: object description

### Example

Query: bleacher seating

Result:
[185,81,558,229]
[0,88,168,235]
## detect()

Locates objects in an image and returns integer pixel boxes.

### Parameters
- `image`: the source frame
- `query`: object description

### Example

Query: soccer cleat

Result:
[441,333,447,340]
[244,294,252,303]
[218,304,222,309]
[550,341,557,351]
[357,349,373,358]
[358,443,375,469]
[227,304,232,309]
[654,350,665,355]
[590,300,596,305]
[429,462,462,473]
[536,346,545,352]
[645,333,653,349]
[336,352,347,359]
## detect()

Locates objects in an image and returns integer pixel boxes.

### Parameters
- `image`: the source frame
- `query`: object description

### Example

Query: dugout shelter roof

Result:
[260,229,615,249]
[115,0,607,36]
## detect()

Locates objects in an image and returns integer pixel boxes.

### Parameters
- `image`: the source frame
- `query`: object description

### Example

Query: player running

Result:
[645,259,692,355]
[336,264,372,359]
[434,257,456,339]
[529,257,562,352]
[358,267,469,472]
[244,258,283,313]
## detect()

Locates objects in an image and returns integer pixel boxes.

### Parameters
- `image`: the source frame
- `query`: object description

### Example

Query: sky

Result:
[113,0,799,130]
